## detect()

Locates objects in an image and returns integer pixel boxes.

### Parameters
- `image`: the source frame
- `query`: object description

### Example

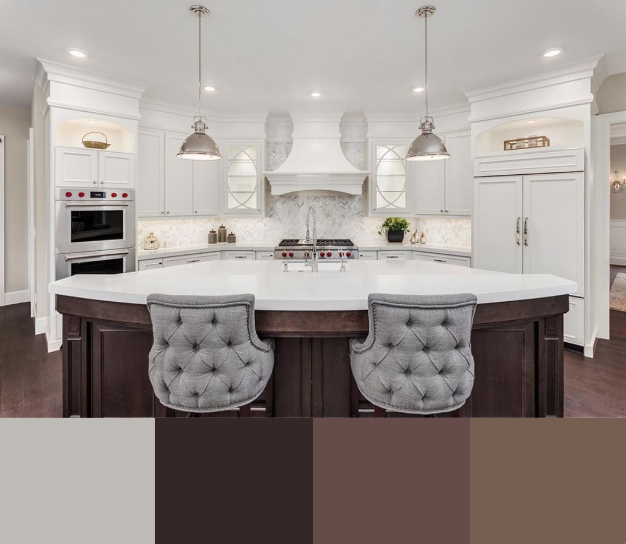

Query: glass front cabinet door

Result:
[369,141,411,216]
[223,142,264,216]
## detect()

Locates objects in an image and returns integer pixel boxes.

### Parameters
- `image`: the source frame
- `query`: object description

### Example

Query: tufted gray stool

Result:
[147,294,274,416]
[350,293,477,417]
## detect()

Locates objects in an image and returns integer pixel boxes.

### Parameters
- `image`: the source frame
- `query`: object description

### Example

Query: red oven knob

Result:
[122,192,128,198]
[346,252,351,258]
[339,252,344,257]
[78,192,85,198]
[304,252,310,258]
[320,252,325,258]
[326,252,332,257]
[288,252,294,258]
[111,192,118,198]
[65,191,72,198]
[282,252,287,258]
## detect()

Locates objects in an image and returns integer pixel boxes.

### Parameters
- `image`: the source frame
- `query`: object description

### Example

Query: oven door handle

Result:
[64,202,130,207]
[65,249,130,261]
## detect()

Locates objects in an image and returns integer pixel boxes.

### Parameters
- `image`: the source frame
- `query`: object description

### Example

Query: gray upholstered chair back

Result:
[350,293,477,415]
[147,294,274,413]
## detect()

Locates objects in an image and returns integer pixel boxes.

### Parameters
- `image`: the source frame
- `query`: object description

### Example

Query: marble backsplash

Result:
[138,141,471,249]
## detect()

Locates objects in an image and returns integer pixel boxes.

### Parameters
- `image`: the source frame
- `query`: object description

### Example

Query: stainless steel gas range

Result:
[274,239,359,261]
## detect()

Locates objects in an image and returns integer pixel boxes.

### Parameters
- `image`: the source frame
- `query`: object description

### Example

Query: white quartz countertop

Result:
[137,241,471,260]
[50,259,576,311]
[137,242,276,260]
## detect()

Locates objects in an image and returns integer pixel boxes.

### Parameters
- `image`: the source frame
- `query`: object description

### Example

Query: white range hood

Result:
[264,114,369,195]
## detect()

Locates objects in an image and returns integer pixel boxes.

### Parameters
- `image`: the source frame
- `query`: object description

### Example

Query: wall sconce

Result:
[611,170,625,194]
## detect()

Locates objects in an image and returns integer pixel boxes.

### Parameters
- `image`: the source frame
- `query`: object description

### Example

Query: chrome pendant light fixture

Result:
[178,5,221,161]
[406,5,449,161]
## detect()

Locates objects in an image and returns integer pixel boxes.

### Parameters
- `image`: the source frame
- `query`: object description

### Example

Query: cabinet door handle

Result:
[516,217,521,245]
[524,217,529,246]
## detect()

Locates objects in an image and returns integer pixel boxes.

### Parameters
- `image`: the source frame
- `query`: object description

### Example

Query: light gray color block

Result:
[350,293,477,415]
[147,294,274,413]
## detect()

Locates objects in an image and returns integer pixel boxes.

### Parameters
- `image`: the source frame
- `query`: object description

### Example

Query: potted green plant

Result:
[378,217,410,243]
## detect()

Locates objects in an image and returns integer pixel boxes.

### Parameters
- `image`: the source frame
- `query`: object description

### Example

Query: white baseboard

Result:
[4,289,30,305]
[610,256,626,266]
[34,316,48,336]
[584,326,598,359]
[46,334,62,353]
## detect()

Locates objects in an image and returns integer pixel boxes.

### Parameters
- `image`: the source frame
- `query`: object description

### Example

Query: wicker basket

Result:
[82,132,111,150]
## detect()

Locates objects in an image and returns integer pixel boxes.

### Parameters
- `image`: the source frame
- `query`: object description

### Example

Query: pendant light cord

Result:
[424,10,429,119]
[198,11,202,116]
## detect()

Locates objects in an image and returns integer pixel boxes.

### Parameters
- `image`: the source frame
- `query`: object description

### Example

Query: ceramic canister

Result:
[208,230,217,244]
[217,225,227,243]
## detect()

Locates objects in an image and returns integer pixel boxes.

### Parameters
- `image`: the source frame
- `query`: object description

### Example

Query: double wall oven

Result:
[55,188,136,279]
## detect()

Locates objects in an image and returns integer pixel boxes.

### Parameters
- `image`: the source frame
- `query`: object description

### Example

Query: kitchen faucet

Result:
[305,206,318,272]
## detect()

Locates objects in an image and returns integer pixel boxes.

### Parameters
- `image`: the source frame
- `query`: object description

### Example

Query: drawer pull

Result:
[387,255,399,259]
[434,259,447,263]
[234,255,247,259]
[187,259,200,263]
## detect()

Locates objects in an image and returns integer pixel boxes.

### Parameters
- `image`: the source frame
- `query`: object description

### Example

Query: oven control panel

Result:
[56,188,134,201]
[274,248,359,260]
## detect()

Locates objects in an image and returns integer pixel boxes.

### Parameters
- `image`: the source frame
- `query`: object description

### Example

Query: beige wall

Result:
[597,73,626,114]
[610,144,626,220]
[0,107,30,295]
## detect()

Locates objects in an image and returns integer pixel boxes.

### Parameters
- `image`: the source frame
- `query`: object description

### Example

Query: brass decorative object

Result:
[504,135,550,151]
[82,132,111,150]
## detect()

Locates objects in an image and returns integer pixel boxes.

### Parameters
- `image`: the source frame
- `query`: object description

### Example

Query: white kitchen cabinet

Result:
[564,296,585,346]
[163,252,220,267]
[378,250,411,260]
[164,134,194,217]
[413,131,472,217]
[358,250,378,260]
[138,258,163,271]
[414,159,445,215]
[223,142,264,216]
[223,251,255,260]
[56,147,135,188]
[368,140,411,216]
[522,172,584,296]
[473,147,584,177]
[138,130,165,217]
[98,151,135,188]
[193,160,219,216]
[412,252,471,267]
[472,176,523,274]
[255,251,275,260]
[444,132,472,216]
[55,147,98,187]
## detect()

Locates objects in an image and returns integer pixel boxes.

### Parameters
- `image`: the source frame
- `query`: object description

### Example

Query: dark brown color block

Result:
[313,419,470,543]
[470,419,626,543]
[155,419,313,543]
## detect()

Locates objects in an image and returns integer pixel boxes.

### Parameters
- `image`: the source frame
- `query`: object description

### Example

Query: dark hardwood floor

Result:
[1,269,625,417]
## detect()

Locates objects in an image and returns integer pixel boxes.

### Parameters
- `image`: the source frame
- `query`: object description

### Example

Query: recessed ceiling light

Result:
[543,48,562,58]
[204,86,216,92]
[412,86,425,93]
[310,91,322,98]
[66,48,88,58]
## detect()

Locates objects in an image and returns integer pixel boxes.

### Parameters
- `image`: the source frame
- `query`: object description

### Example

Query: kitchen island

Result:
[49,259,576,418]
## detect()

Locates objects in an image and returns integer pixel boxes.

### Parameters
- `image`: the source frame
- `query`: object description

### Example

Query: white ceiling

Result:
[1,0,626,113]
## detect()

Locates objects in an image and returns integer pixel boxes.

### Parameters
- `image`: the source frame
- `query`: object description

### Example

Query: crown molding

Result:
[36,59,147,99]
[463,55,604,104]
[140,95,267,123]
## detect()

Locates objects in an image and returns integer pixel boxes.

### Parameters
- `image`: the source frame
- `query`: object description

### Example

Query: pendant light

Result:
[178,5,221,161]
[406,5,449,161]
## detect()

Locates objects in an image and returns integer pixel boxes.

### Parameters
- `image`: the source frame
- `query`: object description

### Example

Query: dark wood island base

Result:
[58,294,567,418]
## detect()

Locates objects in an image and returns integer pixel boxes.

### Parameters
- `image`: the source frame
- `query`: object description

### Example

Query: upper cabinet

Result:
[414,131,472,217]
[369,140,412,216]
[137,129,222,218]
[56,147,135,188]
[368,131,472,217]
[223,142,264,216]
